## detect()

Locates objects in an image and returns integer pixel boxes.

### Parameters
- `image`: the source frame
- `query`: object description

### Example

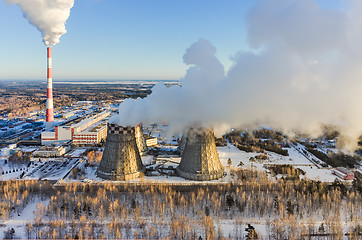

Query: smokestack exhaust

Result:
[45,47,54,130]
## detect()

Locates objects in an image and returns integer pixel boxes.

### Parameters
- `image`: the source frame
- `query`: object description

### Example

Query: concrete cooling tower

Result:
[176,127,224,181]
[97,123,145,180]
[135,124,148,156]
[178,132,187,155]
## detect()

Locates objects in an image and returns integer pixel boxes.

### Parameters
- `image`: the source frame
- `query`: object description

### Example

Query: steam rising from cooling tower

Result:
[4,0,74,46]
[111,0,362,152]
[97,123,145,180]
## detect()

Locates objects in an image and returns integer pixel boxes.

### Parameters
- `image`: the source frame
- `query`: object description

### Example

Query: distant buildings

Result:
[332,167,354,180]
[41,111,110,145]
[33,145,71,157]
[145,137,158,147]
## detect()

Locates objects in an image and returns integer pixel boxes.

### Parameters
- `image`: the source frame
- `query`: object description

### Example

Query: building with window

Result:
[332,167,354,180]
[41,111,110,145]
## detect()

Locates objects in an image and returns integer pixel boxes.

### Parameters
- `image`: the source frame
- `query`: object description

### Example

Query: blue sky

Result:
[0,0,343,80]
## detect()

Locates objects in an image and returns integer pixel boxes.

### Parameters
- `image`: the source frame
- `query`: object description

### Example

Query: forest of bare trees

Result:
[0,169,361,239]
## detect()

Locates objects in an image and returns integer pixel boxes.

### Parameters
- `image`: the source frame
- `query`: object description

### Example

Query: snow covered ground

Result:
[0,199,50,240]
[218,143,340,182]
[0,159,29,181]
[23,158,81,181]
[0,157,81,182]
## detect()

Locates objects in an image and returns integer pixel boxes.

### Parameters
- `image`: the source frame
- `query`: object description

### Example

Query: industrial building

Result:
[33,145,71,157]
[332,167,354,180]
[41,111,110,145]
[145,137,158,147]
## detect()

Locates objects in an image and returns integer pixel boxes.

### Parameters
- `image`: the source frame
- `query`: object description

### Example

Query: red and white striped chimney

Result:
[45,47,54,129]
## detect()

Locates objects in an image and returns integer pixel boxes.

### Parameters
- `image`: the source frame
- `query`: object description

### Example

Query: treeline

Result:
[253,129,285,142]
[226,131,289,156]
[265,165,306,180]
[0,180,56,221]
[1,174,361,239]
[36,180,362,239]
[306,147,360,168]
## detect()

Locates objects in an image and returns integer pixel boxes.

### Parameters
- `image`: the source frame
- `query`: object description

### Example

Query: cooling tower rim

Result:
[108,123,135,135]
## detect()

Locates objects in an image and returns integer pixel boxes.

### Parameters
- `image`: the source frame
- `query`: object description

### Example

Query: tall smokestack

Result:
[45,47,54,130]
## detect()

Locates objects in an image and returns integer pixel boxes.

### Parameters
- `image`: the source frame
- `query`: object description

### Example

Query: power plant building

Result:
[33,145,71,157]
[41,111,110,145]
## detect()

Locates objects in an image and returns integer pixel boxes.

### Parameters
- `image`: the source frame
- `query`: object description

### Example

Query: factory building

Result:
[72,122,107,145]
[145,137,158,147]
[33,145,71,157]
[332,167,354,180]
[41,111,110,145]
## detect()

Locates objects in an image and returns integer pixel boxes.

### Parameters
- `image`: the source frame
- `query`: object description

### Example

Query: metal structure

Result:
[97,123,145,180]
[176,127,224,181]
[45,47,54,130]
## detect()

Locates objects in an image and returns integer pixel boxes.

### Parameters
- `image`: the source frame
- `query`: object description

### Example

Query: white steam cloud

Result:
[111,0,362,151]
[4,0,74,46]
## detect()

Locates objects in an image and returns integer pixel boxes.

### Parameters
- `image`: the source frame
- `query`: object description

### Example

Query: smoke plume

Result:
[111,0,362,151]
[4,0,74,46]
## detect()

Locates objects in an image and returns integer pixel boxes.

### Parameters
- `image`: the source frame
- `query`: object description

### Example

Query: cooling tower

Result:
[176,127,224,181]
[178,133,187,155]
[135,124,148,156]
[45,47,54,130]
[97,123,145,180]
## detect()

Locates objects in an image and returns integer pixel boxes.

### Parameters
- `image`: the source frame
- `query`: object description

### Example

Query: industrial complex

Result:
[41,111,110,146]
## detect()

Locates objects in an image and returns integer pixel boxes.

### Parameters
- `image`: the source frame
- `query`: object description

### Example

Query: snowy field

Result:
[218,144,339,182]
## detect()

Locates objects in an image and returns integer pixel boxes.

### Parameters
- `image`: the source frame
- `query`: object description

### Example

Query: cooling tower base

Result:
[97,169,145,181]
[176,167,224,181]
